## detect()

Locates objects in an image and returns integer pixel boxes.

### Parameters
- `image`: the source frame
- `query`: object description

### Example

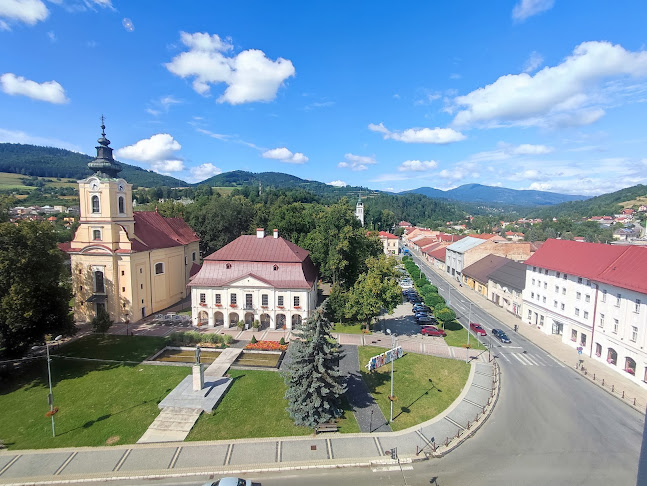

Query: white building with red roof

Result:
[522,239,647,386]
[60,122,200,324]
[377,231,399,255]
[188,228,318,330]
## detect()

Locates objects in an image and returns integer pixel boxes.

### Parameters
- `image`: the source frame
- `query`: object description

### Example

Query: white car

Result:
[203,478,256,486]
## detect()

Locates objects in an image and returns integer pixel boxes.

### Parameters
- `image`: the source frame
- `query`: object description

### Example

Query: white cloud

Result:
[165,31,295,104]
[0,127,82,152]
[453,41,647,128]
[398,160,438,172]
[338,153,376,171]
[368,122,466,144]
[115,133,185,173]
[0,73,68,104]
[328,180,347,187]
[188,162,222,182]
[262,147,308,164]
[512,0,554,22]
[0,0,49,26]
[146,95,182,116]
[523,51,543,73]
[449,73,462,80]
[438,169,465,180]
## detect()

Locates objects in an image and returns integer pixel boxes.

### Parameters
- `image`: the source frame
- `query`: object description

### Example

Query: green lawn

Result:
[59,334,169,362]
[187,369,360,440]
[0,360,189,450]
[442,322,486,350]
[332,322,368,334]
[358,346,470,431]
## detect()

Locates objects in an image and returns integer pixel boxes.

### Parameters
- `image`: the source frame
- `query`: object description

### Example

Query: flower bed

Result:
[244,340,288,351]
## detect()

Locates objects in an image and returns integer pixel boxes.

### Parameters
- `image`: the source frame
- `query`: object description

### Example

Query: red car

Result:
[421,325,447,337]
[470,322,487,336]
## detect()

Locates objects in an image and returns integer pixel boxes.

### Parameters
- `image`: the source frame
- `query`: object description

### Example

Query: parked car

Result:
[470,322,487,336]
[421,325,446,337]
[413,304,431,313]
[492,329,511,343]
[203,478,257,486]
[416,315,437,325]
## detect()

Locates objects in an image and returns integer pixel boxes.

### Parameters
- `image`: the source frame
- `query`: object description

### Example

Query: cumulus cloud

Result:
[512,0,554,22]
[262,147,308,164]
[328,180,347,187]
[115,133,185,174]
[338,153,376,171]
[523,51,543,73]
[452,41,647,128]
[0,0,49,27]
[398,160,438,172]
[0,127,82,152]
[188,162,222,183]
[165,31,295,104]
[0,73,68,103]
[368,122,466,144]
[438,168,466,180]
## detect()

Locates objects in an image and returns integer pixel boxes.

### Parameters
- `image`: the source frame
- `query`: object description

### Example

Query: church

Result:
[60,121,200,324]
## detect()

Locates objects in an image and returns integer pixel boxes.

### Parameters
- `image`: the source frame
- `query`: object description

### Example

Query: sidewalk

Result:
[412,251,647,412]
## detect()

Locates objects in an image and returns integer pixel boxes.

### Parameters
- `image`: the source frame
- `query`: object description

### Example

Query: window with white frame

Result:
[532,279,535,285]
[199,293,206,304]
[564,273,568,280]
[600,314,605,328]
[544,282,547,289]
[554,300,558,308]
[556,272,561,278]
[561,303,565,311]
[616,293,621,307]
[262,294,268,306]
[555,285,559,293]
[528,309,532,319]
[575,308,580,316]
[294,296,300,307]
[215,294,221,304]
[583,311,589,319]
[602,290,607,302]
[540,315,544,326]
[93,229,101,240]
[585,294,590,303]
[562,287,566,295]
[118,196,125,214]
[542,296,546,303]
[278,295,284,306]
[636,299,641,313]
[531,292,535,299]
[632,326,638,342]
[154,262,164,274]
[91,195,100,213]
[613,319,618,333]
[578,277,583,284]
[576,292,581,300]
[231,294,237,305]
[571,329,577,341]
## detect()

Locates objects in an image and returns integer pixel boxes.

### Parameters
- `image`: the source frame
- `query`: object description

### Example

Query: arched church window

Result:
[92,195,100,213]
[118,196,125,214]
[94,270,105,293]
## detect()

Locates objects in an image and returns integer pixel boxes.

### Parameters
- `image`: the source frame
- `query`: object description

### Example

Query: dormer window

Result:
[273,265,279,271]
[118,196,125,214]
[226,263,232,269]
[91,195,100,213]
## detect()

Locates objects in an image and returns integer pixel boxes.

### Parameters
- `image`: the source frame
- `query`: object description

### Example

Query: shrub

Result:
[252,319,260,329]
[425,293,445,307]
[237,320,245,329]
[434,302,447,313]
[223,334,234,345]
[91,308,113,334]
[251,335,258,344]
[279,337,286,346]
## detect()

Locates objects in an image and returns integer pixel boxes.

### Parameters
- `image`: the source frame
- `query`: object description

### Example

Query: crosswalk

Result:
[497,350,565,367]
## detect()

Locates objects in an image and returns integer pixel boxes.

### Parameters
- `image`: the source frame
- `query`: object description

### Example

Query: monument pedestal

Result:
[192,364,204,391]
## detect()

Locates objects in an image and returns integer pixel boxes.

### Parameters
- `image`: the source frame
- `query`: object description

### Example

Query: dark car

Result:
[492,328,511,343]
[413,304,431,313]
[470,322,487,336]
[421,325,446,337]
[416,315,437,325]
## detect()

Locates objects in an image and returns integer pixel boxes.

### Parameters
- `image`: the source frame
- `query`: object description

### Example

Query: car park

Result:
[492,328,511,343]
[470,322,487,336]
[421,325,446,337]
[416,315,437,325]
[413,304,431,313]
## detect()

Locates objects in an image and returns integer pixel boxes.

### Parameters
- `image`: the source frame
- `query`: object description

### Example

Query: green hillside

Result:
[0,143,187,188]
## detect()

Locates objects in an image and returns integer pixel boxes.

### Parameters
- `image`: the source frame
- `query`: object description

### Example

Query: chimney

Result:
[273,229,279,239]
[256,228,265,238]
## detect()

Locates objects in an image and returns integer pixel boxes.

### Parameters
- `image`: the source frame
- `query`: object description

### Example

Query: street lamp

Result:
[41,335,62,438]
[386,328,396,423]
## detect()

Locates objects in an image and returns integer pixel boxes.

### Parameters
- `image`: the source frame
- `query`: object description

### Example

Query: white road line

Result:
[499,353,511,362]
[511,353,529,365]
[523,354,540,366]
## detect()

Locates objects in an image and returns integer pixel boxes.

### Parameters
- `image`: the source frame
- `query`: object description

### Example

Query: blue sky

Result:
[1,0,647,195]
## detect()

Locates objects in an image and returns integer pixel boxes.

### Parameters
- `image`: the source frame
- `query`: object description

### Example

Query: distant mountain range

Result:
[0,143,593,207]
[402,183,588,206]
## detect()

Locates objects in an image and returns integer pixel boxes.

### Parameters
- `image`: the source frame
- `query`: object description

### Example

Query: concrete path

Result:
[339,345,391,433]
[204,347,242,377]
[137,407,202,444]
[0,359,498,484]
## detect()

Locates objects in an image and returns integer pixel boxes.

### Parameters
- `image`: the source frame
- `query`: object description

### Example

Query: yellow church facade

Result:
[60,122,200,324]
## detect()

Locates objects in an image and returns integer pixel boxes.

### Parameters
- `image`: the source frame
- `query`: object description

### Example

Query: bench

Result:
[315,422,339,433]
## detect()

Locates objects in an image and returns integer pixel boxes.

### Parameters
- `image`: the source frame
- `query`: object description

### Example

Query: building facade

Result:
[188,229,318,330]
[378,231,399,255]
[488,259,526,318]
[522,239,647,387]
[355,197,364,226]
[60,122,200,324]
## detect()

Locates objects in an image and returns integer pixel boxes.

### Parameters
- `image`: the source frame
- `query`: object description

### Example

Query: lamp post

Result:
[45,335,62,437]
[386,328,395,423]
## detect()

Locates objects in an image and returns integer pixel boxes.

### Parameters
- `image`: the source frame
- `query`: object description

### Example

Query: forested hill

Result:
[528,184,647,219]
[403,183,587,206]
[0,143,186,187]
[199,170,374,198]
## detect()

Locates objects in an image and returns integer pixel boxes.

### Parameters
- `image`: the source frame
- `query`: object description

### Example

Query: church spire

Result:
[88,115,122,178]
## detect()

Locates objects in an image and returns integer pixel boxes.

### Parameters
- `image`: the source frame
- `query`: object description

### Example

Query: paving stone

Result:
[0,455,17,473]
[330,437,381,459]
[60,449,125,475]
[228,441,278,465]
[172,444,229,469]
[379,434,424,457]
[280,439,329,462]
[464,383,493,407]
[0,452,70,479]
[119,447,175,472]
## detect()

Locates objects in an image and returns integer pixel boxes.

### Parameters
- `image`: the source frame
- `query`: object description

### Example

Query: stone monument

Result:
[192,345,204,391]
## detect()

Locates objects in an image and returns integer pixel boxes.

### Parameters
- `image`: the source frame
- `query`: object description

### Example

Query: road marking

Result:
[523,354,540,366]
[326,438,333,459]
[499,353,511,362]
[462,397,484,408]
[113,449,131,472]
[416,429,434,448]
[54,451,77,475]
[505,346,524,349]
[445,416,466,430]
[511,353,529,365]
[372,465,414,472]
[0,455,21,476]
[277,440,282,463]
[544,353,566,367]
[374,436,384,456]
[168,447,181,469]
[224,444,233,466]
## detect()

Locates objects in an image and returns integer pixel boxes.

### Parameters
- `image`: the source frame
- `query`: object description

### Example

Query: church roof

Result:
[132,212,200,250]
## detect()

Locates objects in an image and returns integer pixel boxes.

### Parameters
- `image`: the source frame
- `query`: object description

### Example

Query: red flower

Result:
[244,340,288,351]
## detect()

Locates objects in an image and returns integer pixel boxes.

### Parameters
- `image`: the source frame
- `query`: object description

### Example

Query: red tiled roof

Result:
[399,221,412,227]
[132,212,199,250]
[412,237,437,248]
[524,239,647,293]
[189,263,202,278]
[188,260,316,289]
[205,235,310,263]
[463,255,510,284]
[378,231,398,239]
[429,247,446,262]
[438,234,465,243]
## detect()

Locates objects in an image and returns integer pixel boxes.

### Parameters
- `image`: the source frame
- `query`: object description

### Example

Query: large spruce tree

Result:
[0,221,76,358]
[282,307,346,428]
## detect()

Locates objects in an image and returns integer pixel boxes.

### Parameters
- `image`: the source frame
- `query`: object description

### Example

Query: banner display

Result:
[366,346,404,372]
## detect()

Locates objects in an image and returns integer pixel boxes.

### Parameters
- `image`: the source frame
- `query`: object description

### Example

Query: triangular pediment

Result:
[223,273,273,288]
